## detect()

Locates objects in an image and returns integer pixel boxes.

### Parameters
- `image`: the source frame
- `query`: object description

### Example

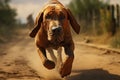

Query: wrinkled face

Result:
[43,6,67,43]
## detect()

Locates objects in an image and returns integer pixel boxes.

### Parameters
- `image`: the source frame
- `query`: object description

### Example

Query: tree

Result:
[68,0,106,20]
[0,0,17,43]
[68,0,108,35]
[0,0,17,26]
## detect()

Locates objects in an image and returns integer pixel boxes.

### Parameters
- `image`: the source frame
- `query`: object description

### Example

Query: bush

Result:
[111,36,120,48]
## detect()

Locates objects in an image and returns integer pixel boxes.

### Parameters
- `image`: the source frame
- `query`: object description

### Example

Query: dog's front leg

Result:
[60,43,74,77]
[56,47,63,71]
[47,48,57,64]
[37,47,55,69]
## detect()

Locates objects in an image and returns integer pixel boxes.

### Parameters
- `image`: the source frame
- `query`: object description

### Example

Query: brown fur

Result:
[29,0,80,78]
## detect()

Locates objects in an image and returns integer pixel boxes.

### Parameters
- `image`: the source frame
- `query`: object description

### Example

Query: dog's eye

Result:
[45,14,51,19]
[59,15,65,20]
[59,13,65,20]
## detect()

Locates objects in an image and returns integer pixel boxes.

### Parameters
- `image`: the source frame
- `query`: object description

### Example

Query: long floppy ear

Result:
[67,9,80,34]
[29,12,43,38]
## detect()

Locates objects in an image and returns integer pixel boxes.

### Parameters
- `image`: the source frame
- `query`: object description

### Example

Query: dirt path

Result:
[0,29,120,80]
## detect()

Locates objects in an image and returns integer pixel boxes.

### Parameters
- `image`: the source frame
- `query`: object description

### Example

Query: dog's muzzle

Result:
[48,26,64,44]
[52,26,62,35]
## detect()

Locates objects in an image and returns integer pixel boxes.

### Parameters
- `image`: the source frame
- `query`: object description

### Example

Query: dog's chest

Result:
[48,41,64,50]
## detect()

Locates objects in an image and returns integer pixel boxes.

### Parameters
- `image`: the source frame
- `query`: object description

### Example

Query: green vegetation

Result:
[0,0,17,26]
[111,37,120,48]
[110,31,120,48]
[68,0,120,48]
[68,0,107,35]
[0,0,24,43]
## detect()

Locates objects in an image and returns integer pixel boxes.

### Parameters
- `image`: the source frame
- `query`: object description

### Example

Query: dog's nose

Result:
[52,26,62,33]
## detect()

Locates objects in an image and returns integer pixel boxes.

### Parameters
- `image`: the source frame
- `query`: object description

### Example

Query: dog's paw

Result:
[43,59,55,69]
[59,57,73,78]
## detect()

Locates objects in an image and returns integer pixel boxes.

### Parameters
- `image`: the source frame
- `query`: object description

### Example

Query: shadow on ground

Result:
[67,68,120,80]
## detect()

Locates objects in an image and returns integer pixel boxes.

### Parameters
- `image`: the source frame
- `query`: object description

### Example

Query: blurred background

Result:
[0,0,120,80]
[0,0,120,49]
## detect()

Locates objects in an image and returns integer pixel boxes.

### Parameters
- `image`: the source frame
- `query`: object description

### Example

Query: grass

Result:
[110,34,120,49]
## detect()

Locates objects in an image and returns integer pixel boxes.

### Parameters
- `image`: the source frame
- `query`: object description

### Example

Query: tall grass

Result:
[110,31,120,48]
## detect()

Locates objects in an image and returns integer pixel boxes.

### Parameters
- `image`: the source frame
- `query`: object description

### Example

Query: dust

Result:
[22,29,65,79]
[1,29,120,80]
[25,40,64,80]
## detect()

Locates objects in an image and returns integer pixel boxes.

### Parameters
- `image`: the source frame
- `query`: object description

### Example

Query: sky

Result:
[10,0,120,23]
[109,0,120,4]
[10,0,71,23]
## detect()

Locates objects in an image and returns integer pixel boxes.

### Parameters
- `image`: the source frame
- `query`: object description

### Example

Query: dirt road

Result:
[0,29,120,80]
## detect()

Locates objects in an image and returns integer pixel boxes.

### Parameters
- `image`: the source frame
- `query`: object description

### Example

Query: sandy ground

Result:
[0,29,120,80]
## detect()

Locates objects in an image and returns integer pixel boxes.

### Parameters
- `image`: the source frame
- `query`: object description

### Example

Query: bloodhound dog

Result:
[29,0,80,78]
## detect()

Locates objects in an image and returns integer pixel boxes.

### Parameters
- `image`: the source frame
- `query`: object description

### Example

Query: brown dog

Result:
[29,0,80,78]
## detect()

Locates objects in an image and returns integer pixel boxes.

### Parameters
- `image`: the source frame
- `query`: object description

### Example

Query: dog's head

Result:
[41,5,67,43]
[29,0,80,43]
